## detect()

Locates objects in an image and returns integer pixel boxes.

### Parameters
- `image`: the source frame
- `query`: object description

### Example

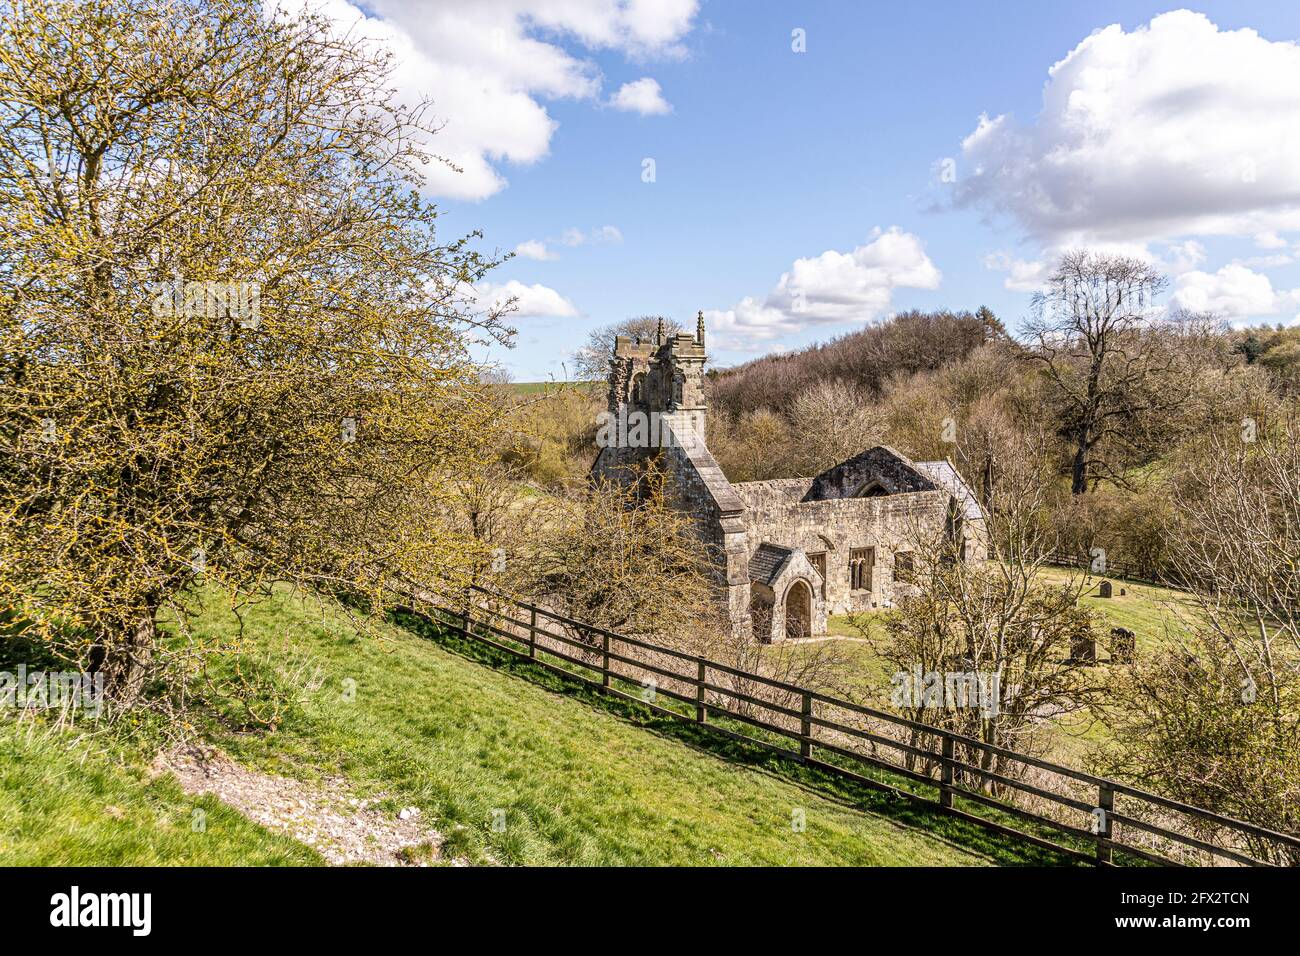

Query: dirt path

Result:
[155,747,465,866]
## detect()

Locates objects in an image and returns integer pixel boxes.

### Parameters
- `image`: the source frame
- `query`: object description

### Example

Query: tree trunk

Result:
[101,605,157,705]
[1071,432,1090,495]
[980,455,994,512]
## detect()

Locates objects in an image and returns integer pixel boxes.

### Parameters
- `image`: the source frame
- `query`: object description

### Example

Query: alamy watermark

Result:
[594,408,700,451]
[49,886,150,936]
[1,665,104,717]
[891,666,1001,717]
[151,278,261,327]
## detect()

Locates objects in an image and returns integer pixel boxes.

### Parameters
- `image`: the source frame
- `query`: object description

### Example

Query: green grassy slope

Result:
[1047,570,1206,654]
[0,722,320,866]
[3,584,1082,866]
[206,588,1021,865]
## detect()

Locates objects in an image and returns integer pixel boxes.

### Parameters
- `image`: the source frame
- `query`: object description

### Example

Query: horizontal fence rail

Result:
[1032,551,1173,589]
[399,584,1300,868]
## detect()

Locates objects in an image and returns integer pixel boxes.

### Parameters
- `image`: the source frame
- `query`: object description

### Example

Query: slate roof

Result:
[914,460,984,521]
[749,542,796,587]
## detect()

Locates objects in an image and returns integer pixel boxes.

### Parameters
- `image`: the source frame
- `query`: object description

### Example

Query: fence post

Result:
[800,692,813,761]
[1096,784,1114,865]
[528,607,537,659]
[940,735,954,809]
[601,631,610,688]
[695,660,707,723]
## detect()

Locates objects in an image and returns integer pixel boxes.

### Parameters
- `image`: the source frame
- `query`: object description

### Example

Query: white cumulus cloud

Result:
[953,11,1300,247]
[983,253,1049,292]
[705,228,941,349]
[1255,231,1289,249]
[1170,264,1300,323]
[284,0,698,200]
[514,239,558,261]
[608,77,672,114]
[476,280,578,317]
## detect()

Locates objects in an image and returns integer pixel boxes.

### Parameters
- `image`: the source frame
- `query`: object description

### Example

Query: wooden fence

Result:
[403,584,1300,868]
[1034,550,1174,588]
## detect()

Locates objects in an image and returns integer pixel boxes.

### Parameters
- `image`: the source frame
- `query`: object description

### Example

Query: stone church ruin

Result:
[591,313,987,642]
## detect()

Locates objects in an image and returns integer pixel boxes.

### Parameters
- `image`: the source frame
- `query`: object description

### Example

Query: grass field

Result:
[1042,569,1206,655]
[200,588,1051,865]
[819,568,1202,682]
[0,585,1079,866]
[798,568,1207,765]
[510,380,598,396]
[0,720,321,866]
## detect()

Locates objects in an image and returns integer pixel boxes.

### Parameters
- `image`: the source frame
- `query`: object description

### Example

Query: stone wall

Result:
[657,416,751,637]
[733,479,950,615]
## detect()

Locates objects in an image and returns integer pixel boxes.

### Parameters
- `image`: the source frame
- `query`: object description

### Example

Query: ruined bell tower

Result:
[607,311,709,442]
[593,310,751,641]
[658,310,708,442]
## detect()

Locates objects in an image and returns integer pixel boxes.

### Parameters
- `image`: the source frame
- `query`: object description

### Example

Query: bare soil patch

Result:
[155,746,464,867]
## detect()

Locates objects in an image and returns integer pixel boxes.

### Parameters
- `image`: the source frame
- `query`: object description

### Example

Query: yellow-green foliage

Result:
[0,0,506,697]
[499,384,601,486]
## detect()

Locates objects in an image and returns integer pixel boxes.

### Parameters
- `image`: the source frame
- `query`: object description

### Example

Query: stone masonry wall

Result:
[733,479,950,615]
[658,416,751,636]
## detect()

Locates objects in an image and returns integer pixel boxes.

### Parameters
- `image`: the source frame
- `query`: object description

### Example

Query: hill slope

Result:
[0,722,320,866]
[203,588,1004,865]
[4,586,1068,866]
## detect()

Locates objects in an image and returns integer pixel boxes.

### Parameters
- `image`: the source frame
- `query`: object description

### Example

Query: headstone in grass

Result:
[1098,580,1113,598]
[1110,628,1136,665]
[1070,631,1097,663]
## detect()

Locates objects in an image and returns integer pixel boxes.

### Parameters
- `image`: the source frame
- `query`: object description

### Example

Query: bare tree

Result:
[707,407,792,482]
[1027,251,1176,493]
[572,315,682,382]
[518,463,717,641]
[862,432,1105,783]
[786,378,883,475]
[1099,413,1300,860]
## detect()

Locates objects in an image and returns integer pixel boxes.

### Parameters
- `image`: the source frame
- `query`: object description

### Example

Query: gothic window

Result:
[849,547,873,592]
[894,550,915,584]
[808,552,827,599]
[631,372,646,406]
[672,373,684,406]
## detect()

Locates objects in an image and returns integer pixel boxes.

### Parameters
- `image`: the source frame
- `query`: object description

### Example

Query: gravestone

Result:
[1111,627,1136,664]
[1070,631,1097,663]
[1097,580,1113,598]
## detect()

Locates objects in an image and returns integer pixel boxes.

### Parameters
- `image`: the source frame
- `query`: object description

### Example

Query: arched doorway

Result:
[784,579,812,640]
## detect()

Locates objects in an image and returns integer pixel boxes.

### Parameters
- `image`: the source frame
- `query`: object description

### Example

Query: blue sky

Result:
[333,1,1300,379]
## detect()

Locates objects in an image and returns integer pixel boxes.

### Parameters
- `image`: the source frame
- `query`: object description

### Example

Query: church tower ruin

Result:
[606,311,709,443]
[591,310,988,644]
[593,312,753,639]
